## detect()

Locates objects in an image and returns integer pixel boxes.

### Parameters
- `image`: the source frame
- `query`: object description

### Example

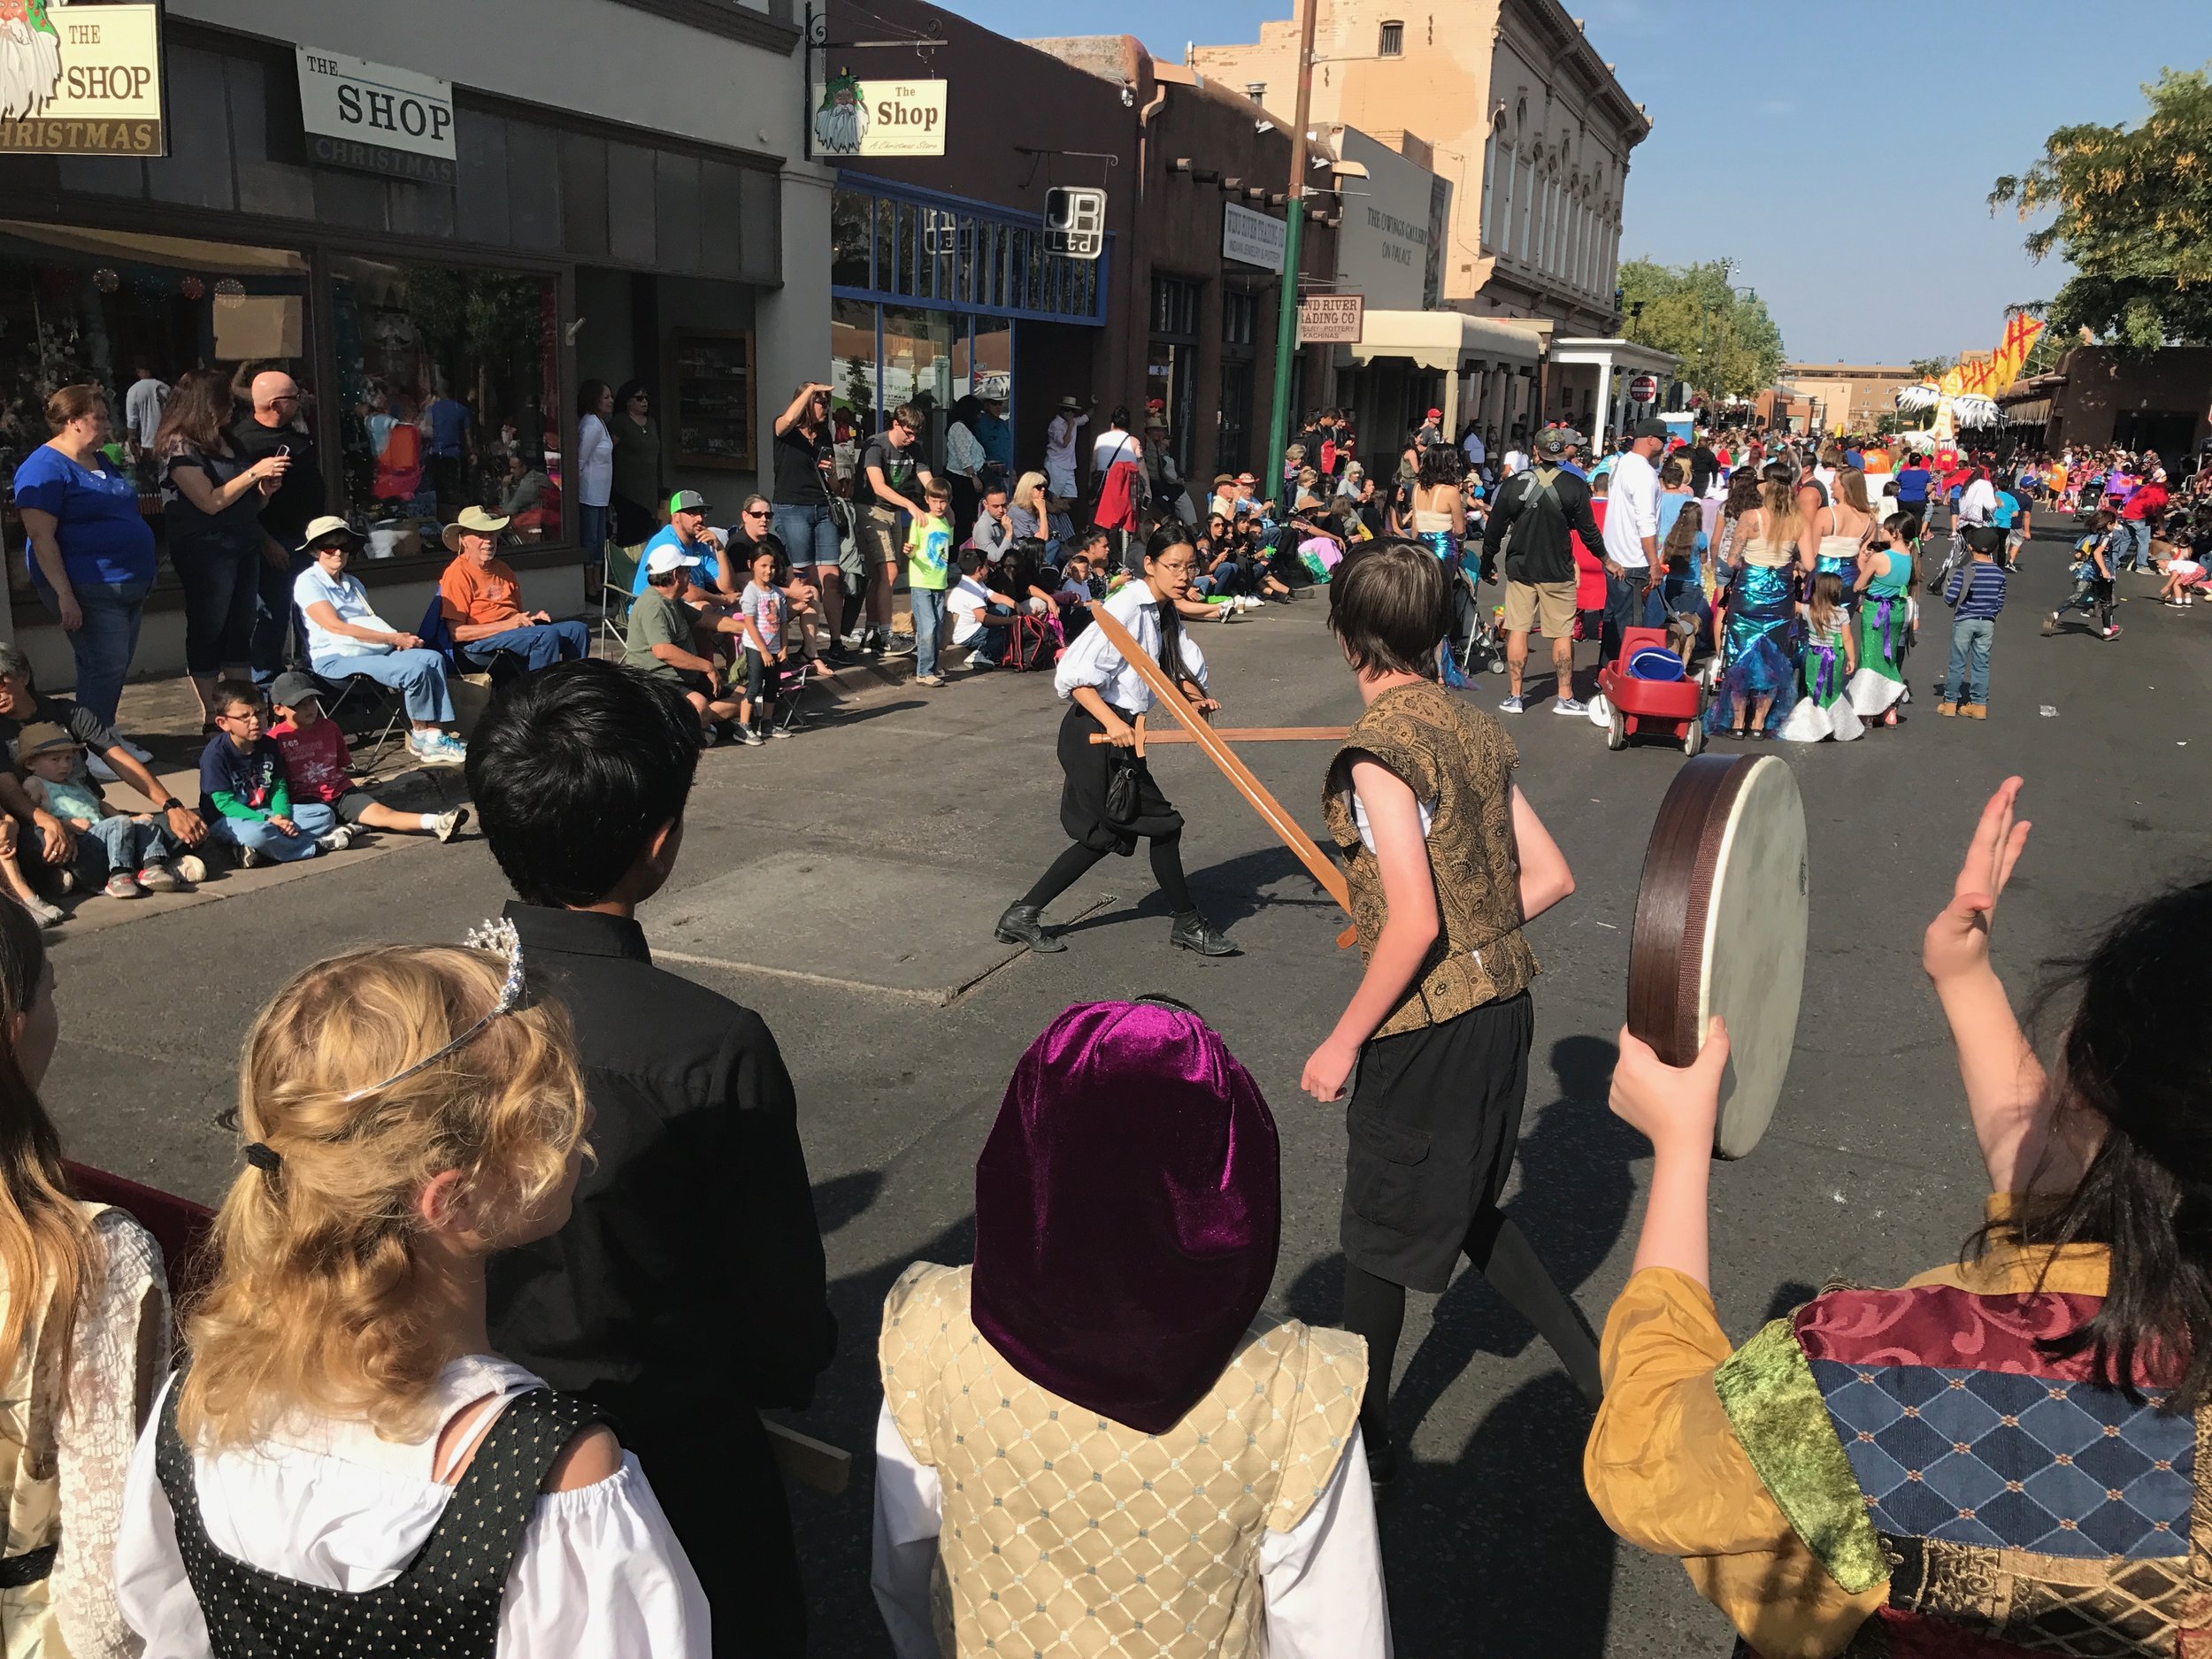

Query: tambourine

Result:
[1625,755,1809,1158]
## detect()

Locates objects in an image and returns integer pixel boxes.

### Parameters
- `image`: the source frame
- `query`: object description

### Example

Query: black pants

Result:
[171,532,262,676]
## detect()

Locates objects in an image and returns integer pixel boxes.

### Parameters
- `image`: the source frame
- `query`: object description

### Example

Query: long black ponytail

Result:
[1975,879,2212,1409]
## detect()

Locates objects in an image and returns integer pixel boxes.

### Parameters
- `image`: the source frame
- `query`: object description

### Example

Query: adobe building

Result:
[1996,346,2212,460]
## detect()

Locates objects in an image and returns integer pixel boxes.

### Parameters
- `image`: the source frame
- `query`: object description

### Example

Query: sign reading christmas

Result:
[0,0,165,156]
[811,69,946,157]
[296,47,457,185]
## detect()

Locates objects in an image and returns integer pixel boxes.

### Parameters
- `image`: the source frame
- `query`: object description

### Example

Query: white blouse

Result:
[576,413,614,508]
[114,1355,710,1657]
[870,1401,1392,1658]
[1053,580,1208,713]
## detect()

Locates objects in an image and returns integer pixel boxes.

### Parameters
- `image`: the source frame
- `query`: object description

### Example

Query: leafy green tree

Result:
[1992,65,2212,351]
[1617,258,1786,398]
[1907,356,1953,379]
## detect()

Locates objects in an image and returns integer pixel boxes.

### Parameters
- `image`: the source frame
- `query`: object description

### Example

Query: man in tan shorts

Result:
[1479,425,1603,716]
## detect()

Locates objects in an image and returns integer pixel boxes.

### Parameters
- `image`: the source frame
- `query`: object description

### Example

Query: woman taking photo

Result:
[575,380,615,566]
[0,895,171,1655]
[116,941,708,1654]
[607,380,665,549]
[13,384,163,727]
[995,523,1237,959]
[1704,462,1801,740]
[1590,780,2212,1659]
[157,369,289,731]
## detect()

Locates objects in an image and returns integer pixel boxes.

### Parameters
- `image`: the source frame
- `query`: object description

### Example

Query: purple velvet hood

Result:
[970,1000,1281,1434]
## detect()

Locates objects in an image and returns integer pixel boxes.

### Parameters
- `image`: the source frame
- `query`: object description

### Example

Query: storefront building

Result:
[1,0,820,685]
[821,0,1135,480]
[1993,346,2212,461]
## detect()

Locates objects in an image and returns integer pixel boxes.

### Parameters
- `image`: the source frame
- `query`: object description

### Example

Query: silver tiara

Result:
[342,920,526,1102]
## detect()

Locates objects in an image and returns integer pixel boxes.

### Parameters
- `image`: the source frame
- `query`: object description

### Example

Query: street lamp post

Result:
[1261,0,1319,504]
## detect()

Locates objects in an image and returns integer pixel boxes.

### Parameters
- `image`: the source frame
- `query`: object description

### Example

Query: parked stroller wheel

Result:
[1606,707,1629,751]
[1487,655,1507,674]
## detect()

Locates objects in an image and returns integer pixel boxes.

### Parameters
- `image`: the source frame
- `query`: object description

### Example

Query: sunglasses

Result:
[743,507,772,518]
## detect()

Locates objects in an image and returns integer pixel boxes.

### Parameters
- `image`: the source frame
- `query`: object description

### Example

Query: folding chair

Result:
[292,603,408,773]
[418,595,527,689]
[768,657,815,734]
[600,541,644,657]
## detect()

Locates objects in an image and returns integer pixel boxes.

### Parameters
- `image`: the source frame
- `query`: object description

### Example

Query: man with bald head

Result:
[232,368,327,675]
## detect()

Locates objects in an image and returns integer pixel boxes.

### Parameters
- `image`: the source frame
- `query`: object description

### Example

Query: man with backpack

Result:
[1480,425,1604,716]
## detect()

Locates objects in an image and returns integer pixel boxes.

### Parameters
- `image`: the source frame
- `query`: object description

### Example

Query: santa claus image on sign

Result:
[0,0,64,123]
[813,67,869,155]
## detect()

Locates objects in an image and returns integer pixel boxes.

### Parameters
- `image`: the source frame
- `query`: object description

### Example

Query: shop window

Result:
[1152,276,1200,339]
[832,188,874,289]
[831,297,878,435]
[328,255,560,547]
[1378,20,1403,56]
[0,221,311,576]
[875,197,896,295]
[895,204,918,296]
[1222,289,1256,348]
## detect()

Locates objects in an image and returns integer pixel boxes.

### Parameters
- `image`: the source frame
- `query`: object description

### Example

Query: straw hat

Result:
[441,505,511,554]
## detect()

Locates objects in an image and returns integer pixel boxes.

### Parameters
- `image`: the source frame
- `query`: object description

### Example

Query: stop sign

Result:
[1628,373,1660,403]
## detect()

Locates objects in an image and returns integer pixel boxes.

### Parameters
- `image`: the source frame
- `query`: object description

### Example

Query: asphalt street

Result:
[43,524,2208,1656]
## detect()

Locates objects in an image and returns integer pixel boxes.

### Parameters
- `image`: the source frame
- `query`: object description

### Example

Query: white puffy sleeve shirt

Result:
[1052,580,1207,711]
[114,1356,710,1658]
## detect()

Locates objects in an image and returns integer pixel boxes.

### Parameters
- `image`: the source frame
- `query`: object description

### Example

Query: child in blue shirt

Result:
[2043,509,2119,642]
[1939,531,2010,719]
[197,679,347,866]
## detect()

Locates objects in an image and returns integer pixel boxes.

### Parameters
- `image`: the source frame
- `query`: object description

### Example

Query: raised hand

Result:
[1923,777,2031,987]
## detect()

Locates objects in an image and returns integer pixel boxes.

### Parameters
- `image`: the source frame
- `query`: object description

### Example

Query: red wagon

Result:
[1597,626,1708,755]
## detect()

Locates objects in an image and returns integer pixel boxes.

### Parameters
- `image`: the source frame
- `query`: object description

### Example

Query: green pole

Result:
[1263,199,1307,503]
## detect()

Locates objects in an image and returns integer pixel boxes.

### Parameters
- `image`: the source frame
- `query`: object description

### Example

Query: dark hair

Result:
[1723,469,1763,521]
[1073,527,1110,556]
[465,660,703,909]
[614,380,649,413]
[1971,880,2212,1409]
[1326,539,1449,676]
[42,383,104,434]
[155,367,235,457]
[1659,457,1687,489]
[578,380,611,419]
[211,675,262,717]
[890,403,924,431]
[1140,523,1196,687]
[1416,444,1463,490]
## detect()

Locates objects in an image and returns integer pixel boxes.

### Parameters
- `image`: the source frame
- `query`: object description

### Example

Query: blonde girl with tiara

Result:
[1780,571,1865,742]
[115,937,709,1656]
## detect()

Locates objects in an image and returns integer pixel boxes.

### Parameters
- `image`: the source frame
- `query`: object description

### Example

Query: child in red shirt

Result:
[267,672,468,842]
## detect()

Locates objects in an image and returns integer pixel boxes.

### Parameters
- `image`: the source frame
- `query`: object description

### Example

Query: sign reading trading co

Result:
[296,46,457,185]
[1298,295,1365,345]
[811,70,946,158]
[1222,202,1286,273]
[0,1,165,157]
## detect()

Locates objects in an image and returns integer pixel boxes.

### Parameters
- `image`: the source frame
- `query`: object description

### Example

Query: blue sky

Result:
[941,0,2208,366]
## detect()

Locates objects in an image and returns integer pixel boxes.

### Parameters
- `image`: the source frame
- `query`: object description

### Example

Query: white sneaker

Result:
[176,855,208,884]
[433,808,469,844]
[316,826,356,854]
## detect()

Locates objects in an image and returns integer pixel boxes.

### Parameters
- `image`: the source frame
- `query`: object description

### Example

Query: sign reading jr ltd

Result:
[296,46,457,185]
[0,1,165,157]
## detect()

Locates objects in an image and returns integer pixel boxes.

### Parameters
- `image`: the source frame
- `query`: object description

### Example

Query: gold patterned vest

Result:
[1320,680,1539,1038]
[878,1263,1366,1659]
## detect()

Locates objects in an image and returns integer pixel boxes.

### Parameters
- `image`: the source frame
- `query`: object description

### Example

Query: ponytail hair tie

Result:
[243,1141,282,1174]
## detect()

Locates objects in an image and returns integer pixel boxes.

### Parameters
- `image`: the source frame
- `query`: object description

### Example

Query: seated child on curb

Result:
[266,672,470,844]
[196,678,349,868]
[14,721,200,902]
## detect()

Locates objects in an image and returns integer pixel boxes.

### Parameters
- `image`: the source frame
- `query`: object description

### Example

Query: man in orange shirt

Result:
[438,506,589,672]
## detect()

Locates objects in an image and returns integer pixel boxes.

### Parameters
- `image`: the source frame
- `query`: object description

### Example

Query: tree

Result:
[1991,65,2212,352]
[1907,356,1952,380]
[1617,258,1786,399]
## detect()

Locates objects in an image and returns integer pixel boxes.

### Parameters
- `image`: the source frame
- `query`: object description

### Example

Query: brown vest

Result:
[879,1263,1366,1659]
[1321,680,1538,1038]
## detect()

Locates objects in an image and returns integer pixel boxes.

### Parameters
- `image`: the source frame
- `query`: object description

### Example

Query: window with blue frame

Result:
[829,180,1107,324]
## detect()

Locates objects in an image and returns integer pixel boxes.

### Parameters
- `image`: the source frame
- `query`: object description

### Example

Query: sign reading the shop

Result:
[1298,295,1364,345]
[1222,202,1285,273]
[1629,373,1660,403]
[296,46,457,184]
[1044,187,1106,261]
[811,69,945,157]
[0,2,165,157]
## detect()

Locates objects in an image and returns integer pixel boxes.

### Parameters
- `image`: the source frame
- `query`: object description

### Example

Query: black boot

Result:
[995,902,1066,953]
[1169,910,1240,956]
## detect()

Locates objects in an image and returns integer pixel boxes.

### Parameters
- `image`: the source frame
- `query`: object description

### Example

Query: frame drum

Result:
[1625,755,1809,1159]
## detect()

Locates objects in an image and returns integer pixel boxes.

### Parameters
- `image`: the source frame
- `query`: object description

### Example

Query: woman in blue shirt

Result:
[12,384,160,726]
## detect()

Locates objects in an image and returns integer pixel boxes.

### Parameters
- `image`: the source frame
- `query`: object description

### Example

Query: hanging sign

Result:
[1628,373,1661,403]
[1299,295,1364,344]
[1044,186,1106,261]
[811,69,946,157]
[1223,202,1286,273]
[0,2,165,157]
[296,47,457,184]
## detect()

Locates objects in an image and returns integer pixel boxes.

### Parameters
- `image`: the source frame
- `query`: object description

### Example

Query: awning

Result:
[1348,310,1543,373]
[2003,399,2051,426]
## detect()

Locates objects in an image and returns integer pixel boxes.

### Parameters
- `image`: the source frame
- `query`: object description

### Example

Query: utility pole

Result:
[1262,0,1318,499]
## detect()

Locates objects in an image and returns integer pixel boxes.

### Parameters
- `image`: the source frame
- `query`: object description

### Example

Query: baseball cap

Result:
[1533,426,1583,457]
[669,489,711,516]
[269,671,323,711]
[1632,417,1671,441]
[644,544,703,578]
[1425,407,1442,419]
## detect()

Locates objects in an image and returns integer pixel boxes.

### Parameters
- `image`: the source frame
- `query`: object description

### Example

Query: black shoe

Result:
[1169,910,1240,956]
[995,902,1066,953]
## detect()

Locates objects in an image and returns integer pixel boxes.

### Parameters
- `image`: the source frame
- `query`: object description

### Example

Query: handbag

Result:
[1104,752,1140,823]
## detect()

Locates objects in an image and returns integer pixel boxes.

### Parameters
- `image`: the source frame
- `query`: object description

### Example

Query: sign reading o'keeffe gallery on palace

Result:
[296,45,457,185]
[0,1,165,156]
